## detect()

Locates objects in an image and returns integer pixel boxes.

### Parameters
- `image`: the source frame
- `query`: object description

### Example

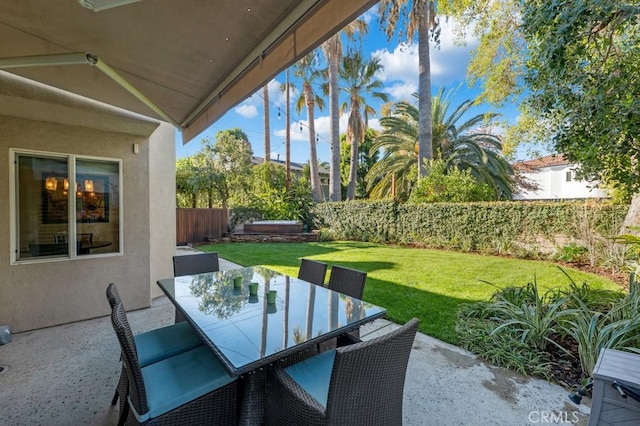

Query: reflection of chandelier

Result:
[45,177,58,191]
[84,179,94,192]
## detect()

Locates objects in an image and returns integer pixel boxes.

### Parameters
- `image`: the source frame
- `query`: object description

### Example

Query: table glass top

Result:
[157,266,386,374]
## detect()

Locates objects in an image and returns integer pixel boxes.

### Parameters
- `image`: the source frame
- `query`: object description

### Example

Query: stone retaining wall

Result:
[202,232,320,244]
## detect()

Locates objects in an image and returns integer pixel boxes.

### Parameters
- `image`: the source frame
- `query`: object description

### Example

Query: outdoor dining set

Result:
[106,252,418,425]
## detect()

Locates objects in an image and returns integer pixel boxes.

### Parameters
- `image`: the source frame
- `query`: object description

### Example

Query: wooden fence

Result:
[176,208,228,244]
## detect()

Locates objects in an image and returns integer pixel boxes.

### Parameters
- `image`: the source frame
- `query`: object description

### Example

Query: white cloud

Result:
[384,82,418,102]
[360,4,378,25]
[368,117,382,131]
[234,103,258,118]
[274,112,382,144]
[373,18,480,100]
[274,114,348,143]
[273,120,307,142]
[374,43,418,85]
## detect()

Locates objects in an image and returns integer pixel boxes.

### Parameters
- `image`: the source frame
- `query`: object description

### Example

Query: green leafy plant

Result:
[312,200,627,256]
[456,317,554,379]
[555,243,588,263]
[613,226,640,286]
[468,277,573,353]
[410,159,495,203]
[456,271,633,383]
[490,297,574,354]
[560,293,640,377]
[559,279,624,312]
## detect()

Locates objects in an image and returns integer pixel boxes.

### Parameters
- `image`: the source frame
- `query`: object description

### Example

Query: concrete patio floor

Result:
[0,249,592,425]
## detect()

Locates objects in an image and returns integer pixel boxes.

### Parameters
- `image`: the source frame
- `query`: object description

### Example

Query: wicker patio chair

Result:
[173,252,220,276]
[106,284,202,423]
[265,318,419,426]
[172,252,220,322]
[110,301,238,426]
[327,265,367,300]
[297,259,327,286]
[321,265,368,349]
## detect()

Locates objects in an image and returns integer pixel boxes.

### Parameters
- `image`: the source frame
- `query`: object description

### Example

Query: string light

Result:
[254,85,331,145]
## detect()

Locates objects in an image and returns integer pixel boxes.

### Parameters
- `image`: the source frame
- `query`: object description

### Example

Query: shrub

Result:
[456,314,554,379]
[560,291,640,377]
[410,160,494,203]
[457,273,639,383]
[311,200,628,260]
[488,279,574,353]
[555,243,589,263]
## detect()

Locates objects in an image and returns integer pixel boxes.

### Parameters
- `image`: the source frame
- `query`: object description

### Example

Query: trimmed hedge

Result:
[312,200,628,257]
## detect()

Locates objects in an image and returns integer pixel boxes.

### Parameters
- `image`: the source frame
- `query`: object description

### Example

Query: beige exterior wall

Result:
[149,122,177,299]
[0,74,176,332]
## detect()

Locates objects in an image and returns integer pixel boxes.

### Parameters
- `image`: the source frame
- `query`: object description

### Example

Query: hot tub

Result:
[244,220,303,234]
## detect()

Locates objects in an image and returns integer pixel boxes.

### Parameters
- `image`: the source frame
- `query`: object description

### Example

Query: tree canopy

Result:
[199,128,253,209]
[522,1,640,196]
[367,88,513,201]
[443,1,640,197]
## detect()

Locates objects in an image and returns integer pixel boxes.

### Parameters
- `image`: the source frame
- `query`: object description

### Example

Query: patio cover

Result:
[0,0,377,143]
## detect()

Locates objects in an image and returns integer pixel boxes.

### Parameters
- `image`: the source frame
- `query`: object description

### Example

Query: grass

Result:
[199,241,621,344]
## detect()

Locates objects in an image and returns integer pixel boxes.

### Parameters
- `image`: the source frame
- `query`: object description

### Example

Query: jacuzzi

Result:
[244,220,303,234]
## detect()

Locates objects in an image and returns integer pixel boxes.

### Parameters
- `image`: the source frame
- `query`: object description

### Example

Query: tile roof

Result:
[514,154,569,171]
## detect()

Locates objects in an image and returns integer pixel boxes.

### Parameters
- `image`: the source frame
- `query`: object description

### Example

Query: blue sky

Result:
[176,6,525,164]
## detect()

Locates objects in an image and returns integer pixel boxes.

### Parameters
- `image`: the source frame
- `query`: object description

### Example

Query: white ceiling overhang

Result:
[0,0,378,143]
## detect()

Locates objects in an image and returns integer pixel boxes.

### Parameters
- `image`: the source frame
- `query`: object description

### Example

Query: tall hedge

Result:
[312,200,628,256]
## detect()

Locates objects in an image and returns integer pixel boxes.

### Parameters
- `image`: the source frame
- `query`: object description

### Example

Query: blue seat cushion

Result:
[134,321,202,367]
[284,349,336,408]
[133,346,236,421]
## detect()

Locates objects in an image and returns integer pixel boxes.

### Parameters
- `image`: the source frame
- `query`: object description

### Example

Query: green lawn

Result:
[199,241,621,344]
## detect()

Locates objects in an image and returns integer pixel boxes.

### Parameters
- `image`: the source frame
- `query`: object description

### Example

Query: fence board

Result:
[176,208,228,244]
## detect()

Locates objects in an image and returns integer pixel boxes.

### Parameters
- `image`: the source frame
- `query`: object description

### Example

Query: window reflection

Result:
[15,153,121,260]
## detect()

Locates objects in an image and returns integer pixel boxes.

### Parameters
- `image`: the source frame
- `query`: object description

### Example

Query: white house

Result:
[513,154,609,200]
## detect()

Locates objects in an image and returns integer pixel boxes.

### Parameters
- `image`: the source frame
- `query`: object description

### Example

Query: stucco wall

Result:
[515,164,609,200]
[0,114,171,332]
[149,123,176,299]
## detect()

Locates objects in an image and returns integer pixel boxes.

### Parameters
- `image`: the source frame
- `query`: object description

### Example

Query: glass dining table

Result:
[156,266,387,377]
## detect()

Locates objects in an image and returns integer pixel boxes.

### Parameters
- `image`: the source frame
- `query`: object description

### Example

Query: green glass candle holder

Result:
[249,282,259,295]
[233,276,242,288]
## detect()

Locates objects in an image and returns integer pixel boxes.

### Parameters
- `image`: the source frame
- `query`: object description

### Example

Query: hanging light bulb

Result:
[84,179,94,192]
[63,178,69,191]
[45,177,58,191]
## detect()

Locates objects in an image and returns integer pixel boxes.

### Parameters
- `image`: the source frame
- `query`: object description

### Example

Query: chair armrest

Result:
[336,333,362,347]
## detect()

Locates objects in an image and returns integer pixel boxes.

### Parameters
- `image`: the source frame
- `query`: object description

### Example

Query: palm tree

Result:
[292,52,325,202]
[263,84,270,163]
[367,88,514,200]
[321,18,368,202]
[378,0,440,178]
[339,51,388,200]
